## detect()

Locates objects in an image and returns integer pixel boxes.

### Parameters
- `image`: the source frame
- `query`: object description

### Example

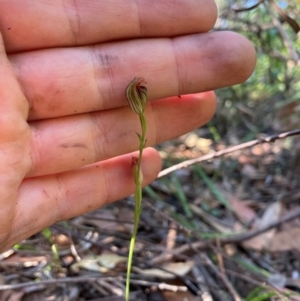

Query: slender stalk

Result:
[125,78,148,301]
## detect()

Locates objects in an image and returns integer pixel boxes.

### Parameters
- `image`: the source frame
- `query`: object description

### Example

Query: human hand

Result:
[0,0,255,251]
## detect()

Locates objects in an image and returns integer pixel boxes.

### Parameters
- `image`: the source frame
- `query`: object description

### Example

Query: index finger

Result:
[0,0,217,53]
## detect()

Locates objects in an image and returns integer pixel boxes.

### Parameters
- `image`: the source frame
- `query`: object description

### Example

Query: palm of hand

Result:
[0,0,255,251]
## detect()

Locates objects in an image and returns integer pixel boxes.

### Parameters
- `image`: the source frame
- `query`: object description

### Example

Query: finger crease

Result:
[62,0,81,45]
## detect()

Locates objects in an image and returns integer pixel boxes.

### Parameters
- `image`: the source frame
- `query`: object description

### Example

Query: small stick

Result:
[159,129,300,178]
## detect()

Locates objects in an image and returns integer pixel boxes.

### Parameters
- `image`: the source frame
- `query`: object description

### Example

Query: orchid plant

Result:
[125,77,148,301]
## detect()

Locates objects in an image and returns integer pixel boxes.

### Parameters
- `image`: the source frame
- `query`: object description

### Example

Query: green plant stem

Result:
[125,113,147,301]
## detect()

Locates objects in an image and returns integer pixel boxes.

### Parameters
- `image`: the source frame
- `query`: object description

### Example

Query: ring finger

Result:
[28,91,216,177]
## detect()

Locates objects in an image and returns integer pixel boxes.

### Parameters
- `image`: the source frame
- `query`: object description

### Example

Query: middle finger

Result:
[10,31,255,120]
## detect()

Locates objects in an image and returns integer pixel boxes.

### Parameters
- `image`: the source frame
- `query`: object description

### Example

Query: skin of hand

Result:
[0,0,256,252]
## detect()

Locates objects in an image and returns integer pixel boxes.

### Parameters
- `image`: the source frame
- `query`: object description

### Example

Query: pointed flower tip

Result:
[126,77,148,115]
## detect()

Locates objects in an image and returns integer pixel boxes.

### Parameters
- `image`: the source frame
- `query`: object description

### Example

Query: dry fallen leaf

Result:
[2,254,48,266]
[135,261,194,280]
[0,290,24,301]
[269,227,300,252]
[226,194,256,223]
[83,209,120,231]
[163,290,199,301]
[71,253,127,273]
[243,202,282,250]
[52,233,71,247]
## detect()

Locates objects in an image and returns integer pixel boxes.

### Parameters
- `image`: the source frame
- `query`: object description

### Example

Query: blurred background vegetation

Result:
[160,0,300,174]
[213,0,299,141]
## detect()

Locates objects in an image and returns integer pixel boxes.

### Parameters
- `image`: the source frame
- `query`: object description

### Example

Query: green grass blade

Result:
[194,165,233,211]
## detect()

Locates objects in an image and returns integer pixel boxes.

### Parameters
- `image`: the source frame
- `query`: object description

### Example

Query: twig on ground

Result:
[149,222,177,265]
[158,129,300,178]
[0,276,116,290]
[225,269,293,300]
[218,207,300,244]
[145,190,300,247]
[0,276,188,293]
[198,253,242,301]
[216,240,225,274]
[192,266,214,301]
[90,280,109,296]
[96,280,123,296]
